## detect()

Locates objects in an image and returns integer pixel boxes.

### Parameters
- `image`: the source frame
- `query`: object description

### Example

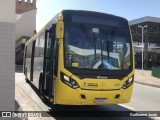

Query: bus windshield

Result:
[65,23,132,70]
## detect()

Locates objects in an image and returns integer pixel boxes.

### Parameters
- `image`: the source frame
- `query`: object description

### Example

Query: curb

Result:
[134,81,160,88]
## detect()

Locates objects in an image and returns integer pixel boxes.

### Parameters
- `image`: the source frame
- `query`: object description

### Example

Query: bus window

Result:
[33,36,44,85]
[26,42,33,80]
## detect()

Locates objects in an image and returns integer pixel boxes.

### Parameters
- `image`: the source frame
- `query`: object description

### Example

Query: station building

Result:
[0,0,36,111]
[129,17,160,68]
[16,0,37,64]
[0,0,15,111]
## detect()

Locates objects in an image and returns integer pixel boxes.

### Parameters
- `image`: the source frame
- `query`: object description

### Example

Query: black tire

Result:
[25,68,29,83]
[39,74,47,103]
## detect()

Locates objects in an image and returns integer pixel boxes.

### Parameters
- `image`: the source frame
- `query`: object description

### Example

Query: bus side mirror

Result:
[56,21,64,39]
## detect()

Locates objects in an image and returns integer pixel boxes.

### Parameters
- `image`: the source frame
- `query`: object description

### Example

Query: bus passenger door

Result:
[43,29,54,101]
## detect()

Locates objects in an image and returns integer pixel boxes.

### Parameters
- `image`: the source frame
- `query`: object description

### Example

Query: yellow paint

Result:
[56,21,64,39]
[54,16,135,105]
[72,63,78,67]
[27,11,135,105]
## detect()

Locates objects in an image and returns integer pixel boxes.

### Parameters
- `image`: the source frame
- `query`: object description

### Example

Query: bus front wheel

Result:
[25,68,29,83]
[39,74,47,103]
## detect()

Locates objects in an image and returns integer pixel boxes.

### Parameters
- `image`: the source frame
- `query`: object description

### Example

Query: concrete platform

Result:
[134,69,160,88]
[15,72,54,120]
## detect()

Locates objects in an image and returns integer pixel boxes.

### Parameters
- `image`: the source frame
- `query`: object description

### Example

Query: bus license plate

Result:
[94,98,107,103]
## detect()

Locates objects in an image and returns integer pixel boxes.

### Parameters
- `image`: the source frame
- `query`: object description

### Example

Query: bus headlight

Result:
[122,76,134,89]
[60,72,79,89]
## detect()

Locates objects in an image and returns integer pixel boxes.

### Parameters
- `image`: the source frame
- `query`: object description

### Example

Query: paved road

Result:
[125,83,160,111]
[15,72,160,120]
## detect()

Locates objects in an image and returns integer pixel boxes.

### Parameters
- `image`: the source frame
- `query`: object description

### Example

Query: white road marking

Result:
[119,104,135,110]
[154,117,160,120]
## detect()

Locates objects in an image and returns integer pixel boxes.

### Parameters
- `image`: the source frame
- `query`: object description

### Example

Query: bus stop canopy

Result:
[129,16,160,45]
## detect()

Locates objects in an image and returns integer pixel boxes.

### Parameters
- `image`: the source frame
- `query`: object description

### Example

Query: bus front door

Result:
[43,30,54,101]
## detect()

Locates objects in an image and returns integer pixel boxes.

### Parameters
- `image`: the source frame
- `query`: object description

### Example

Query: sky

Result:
[36,0,160,30]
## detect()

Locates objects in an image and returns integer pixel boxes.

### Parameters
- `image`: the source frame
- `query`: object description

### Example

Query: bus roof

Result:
[25,10,128,46]
[62,10,128,22]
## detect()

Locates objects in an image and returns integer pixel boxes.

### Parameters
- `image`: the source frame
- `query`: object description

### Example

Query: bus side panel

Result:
[32,36,45,88]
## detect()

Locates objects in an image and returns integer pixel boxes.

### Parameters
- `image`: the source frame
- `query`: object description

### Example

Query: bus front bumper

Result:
[55,84,133,105]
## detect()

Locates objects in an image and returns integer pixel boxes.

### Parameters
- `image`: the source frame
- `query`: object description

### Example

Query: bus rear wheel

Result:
[25,68,29,83]
[39,74,47,103]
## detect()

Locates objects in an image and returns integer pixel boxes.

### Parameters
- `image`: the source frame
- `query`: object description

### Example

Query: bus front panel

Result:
[54,10,134,105]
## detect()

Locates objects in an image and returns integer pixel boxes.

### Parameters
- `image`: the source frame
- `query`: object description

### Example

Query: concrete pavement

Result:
[134,69,160,88]
[15,72,54,120]
[126,83,160,111]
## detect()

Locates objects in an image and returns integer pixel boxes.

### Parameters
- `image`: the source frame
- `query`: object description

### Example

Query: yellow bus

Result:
[24,10,135,105]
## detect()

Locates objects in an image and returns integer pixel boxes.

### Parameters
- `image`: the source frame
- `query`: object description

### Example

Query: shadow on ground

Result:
[48,105,154,120]
[15,65,23,73]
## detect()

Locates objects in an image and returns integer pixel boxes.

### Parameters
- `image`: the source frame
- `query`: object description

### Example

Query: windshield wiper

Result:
[93,33,97,59]
[106,27,117,60]
[80,24,97,59]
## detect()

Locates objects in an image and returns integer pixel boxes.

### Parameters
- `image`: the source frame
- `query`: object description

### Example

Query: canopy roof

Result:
[129,16,160,25]
[129,16,160,45]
